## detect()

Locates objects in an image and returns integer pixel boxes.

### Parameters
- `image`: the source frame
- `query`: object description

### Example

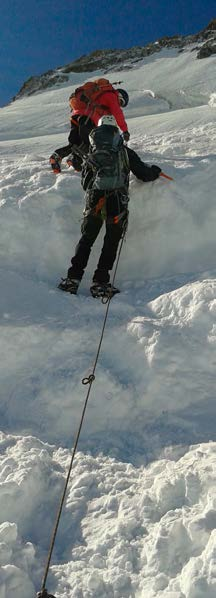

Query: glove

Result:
[37,590,56,598]
[66,154,82,172]
[49,152,62,174]
[123,131,130,143]
[150,165,161,180]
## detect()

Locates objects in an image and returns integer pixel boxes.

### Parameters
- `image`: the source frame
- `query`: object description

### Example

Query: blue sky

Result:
[0,0,215,106]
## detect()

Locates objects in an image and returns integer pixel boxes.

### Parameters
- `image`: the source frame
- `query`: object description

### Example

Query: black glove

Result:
[37,590,56,598]
[49,152,62,174]
[150,165,161,180]
[66,154,82,172]
[123,131,130,142]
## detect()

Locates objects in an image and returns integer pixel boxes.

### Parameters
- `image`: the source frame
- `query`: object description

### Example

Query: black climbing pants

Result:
[68,211,128,283]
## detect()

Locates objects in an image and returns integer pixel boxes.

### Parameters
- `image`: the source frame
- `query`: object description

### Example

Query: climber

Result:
[49,79,129,173]
[57,115,161,298]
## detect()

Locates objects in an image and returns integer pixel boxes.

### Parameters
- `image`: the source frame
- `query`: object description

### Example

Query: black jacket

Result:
[54,137,161,182]
[126,147,161,181]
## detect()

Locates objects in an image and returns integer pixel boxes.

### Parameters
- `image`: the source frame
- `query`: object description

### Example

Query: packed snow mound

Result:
[1,434,215,597]
[0,435,40,598]
[208,92,216,107]
[128,277,216,414]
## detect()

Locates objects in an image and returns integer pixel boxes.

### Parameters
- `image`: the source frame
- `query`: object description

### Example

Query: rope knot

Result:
[82,373,95,385]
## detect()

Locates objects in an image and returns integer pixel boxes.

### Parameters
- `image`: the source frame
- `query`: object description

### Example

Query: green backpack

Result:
[82,125,130,192]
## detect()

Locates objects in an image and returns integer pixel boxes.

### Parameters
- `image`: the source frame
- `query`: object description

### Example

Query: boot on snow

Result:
[90,282,120,299]
[58,277,80,294]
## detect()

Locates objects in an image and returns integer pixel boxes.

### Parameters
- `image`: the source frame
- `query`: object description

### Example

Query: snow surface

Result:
[0,46,216,597]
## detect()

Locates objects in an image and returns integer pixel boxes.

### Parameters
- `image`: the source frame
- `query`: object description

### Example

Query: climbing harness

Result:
[36,219,127,598]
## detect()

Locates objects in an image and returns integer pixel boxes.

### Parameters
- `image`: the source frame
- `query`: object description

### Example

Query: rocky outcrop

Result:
[13,19,216,101]
[194,19,216,58]
[15,72,68,98]
[197,42,216,58]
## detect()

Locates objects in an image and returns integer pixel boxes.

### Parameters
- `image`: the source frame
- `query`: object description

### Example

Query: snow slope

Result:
[0,46,216,597]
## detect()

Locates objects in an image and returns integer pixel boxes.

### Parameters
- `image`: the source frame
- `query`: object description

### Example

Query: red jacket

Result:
[72,90,128,133]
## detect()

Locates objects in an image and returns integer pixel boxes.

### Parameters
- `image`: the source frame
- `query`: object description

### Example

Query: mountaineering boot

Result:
[58,277,80,294]
[90,282,120,299]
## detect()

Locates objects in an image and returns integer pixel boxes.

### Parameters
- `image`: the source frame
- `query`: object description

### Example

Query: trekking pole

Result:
[160,172,174,181]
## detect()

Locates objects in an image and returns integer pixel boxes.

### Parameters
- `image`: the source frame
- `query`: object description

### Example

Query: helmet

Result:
[117,89,129,107]
[98,115,118,127]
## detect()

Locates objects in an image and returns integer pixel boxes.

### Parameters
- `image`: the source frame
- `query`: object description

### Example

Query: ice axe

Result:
[160,172,174,181]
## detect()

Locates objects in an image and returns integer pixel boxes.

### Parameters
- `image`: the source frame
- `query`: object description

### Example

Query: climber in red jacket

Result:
[71,87,129,134]
[50,86,129,173]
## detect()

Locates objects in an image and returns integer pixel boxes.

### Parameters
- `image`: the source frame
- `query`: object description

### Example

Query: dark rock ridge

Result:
[13,19,216,101]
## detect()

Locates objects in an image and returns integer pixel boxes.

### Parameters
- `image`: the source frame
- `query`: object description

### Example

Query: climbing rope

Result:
[36,216,128,598]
